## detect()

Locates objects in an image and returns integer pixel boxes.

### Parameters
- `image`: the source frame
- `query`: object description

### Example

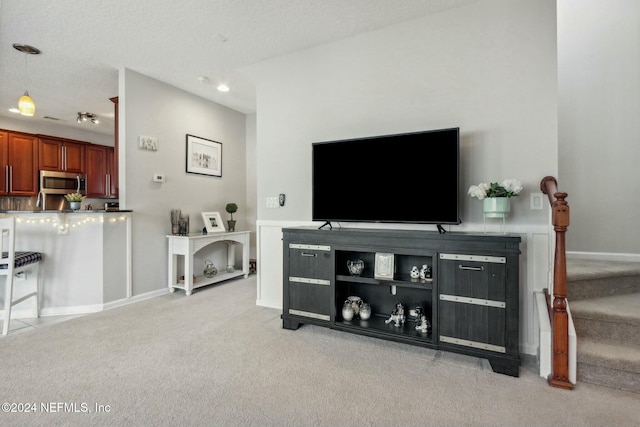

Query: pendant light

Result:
[13,44,41,117]
[18,92,35,116]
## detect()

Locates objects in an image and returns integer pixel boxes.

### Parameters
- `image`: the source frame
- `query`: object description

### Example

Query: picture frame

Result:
[374,252,395,280]
[186,134,222,177]
[201,212,225,233]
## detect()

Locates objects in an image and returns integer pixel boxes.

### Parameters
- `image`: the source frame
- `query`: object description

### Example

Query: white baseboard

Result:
[567,251,640,262]
[2,288,170,320]
[3,304,103,319]
[103,288,169,311]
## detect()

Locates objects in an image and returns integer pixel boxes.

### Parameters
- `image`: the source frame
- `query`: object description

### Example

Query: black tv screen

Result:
[312,127,460,225]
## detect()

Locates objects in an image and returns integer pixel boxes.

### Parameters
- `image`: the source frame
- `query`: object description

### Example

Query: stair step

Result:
[570,292,640,345]
[567,259,640,300]
[577,338,640,394]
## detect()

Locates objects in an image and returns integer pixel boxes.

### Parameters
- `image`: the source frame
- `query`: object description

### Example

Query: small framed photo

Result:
[374,252,395,280]
[201,212,225,233]
[186,134,222,177]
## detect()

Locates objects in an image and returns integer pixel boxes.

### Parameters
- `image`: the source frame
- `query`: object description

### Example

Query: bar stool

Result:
[1,217,43,336]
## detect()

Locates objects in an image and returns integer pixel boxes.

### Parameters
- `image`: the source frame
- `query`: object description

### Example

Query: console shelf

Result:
[282,226,521,377]
[336,314,433,342]
[336,274,433,290]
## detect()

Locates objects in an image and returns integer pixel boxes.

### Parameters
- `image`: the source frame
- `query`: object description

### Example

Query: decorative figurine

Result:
[385,302,406,327]
[409,306,431,333]
[347,296,362,316]
[419,264,432,281]
[409,266,420,279]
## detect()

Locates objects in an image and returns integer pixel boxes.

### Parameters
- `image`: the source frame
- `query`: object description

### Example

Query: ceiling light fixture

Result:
[217,84,230,93]
[13,44,40,117]
[77,112,99,124]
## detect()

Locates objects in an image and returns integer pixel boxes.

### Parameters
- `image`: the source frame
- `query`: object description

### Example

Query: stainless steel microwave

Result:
[39,171,87,195]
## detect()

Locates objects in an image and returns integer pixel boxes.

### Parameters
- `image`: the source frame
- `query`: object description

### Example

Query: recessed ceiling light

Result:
[198,76,210,84]
[8,108,20,114]
[217,84,230,93]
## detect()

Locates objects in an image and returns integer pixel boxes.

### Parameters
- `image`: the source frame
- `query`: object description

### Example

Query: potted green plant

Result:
[64,192,85,211]
[225,203,238,232]
[468,179,523,218]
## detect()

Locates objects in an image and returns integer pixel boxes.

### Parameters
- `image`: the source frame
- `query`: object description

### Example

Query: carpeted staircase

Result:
[567,259,640,393]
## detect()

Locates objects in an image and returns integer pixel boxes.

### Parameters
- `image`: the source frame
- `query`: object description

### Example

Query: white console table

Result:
[166,231,250,296]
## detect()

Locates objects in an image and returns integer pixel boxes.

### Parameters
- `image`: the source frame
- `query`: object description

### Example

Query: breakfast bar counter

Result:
[0,211,132,317]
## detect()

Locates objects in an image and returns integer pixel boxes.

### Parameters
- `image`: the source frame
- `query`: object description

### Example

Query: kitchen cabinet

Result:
[106,145,118,198]
[38,136,85,173]
[109,97,119,198]
[0,131,39,196]
[85,144,116,198]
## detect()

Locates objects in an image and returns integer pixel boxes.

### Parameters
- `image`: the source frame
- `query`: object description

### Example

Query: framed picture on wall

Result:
[201,212,225,233]
[186,134,222,177]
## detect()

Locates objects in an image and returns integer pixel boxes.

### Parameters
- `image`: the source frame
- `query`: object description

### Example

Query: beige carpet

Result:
[1,276,639,426]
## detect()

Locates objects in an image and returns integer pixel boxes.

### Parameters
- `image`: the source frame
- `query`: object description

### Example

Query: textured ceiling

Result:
[0,0,476,136]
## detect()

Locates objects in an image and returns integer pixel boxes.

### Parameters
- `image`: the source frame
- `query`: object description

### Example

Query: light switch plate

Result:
[530,192,544,210]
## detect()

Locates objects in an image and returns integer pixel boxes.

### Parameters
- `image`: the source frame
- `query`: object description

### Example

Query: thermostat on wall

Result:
[153,174,166,183]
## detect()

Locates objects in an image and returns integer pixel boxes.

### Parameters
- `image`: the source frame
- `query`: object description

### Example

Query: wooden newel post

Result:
[548,192,574,390]
[540,176,574,390]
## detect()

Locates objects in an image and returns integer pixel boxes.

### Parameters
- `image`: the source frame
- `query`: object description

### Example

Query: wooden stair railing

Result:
[540,176,574,390]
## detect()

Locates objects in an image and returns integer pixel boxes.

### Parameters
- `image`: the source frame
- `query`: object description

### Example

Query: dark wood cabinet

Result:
[0,131,38,196]
[282,227,521,376]
[284,243,333,326]
[85,144,116,198]
[38,136,85,173]
[109,97,119,198]
[106,146,117,198]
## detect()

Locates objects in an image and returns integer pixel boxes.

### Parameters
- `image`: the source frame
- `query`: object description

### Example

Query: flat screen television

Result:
[312,127,460,227]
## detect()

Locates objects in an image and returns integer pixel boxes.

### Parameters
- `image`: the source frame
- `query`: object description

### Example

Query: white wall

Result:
[558,0,640,256]
[121,68,247,295]
[0,116,113,146]
[245,114,258,259]
[249,0,558,355]
[250,0,557,228]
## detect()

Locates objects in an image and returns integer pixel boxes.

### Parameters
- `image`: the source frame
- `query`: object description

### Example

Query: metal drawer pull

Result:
[289,243,330,251]
[301,252,317,257]
[459,265,484,271]
[440,335,506,353]
[289,309,330,321]
[290,277,330,286]
[440,293,505,308]
[441,253,506,264]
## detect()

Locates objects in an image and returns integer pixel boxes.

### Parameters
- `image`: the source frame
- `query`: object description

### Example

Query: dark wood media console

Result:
[282,227,521,376]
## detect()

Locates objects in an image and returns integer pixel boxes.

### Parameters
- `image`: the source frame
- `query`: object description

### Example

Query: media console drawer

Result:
[284,243,333,325]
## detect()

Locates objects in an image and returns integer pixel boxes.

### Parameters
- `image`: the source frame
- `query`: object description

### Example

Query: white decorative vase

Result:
[69,201,81,211]
[483,197,510,218]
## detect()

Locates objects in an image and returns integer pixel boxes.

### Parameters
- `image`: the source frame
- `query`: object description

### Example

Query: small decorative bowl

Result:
[347,259,364,276]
